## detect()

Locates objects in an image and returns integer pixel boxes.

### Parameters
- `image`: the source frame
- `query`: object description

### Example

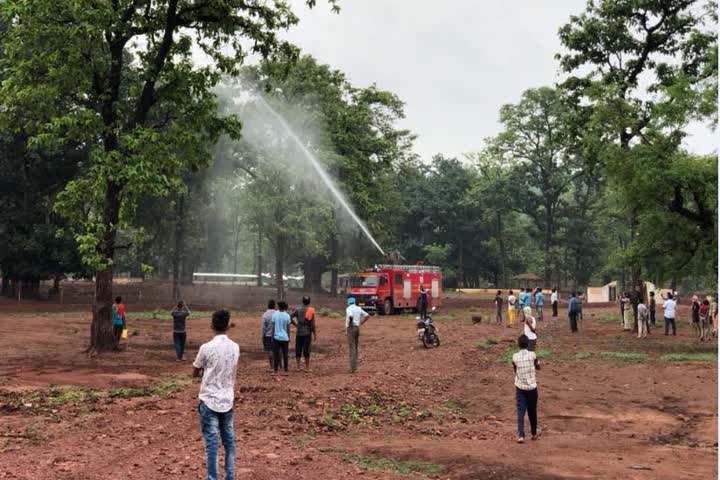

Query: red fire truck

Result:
[347,264,442,315]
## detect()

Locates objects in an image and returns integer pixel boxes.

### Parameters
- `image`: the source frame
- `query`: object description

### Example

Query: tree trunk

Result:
[543,203,553,287]
[275,236,286,300]
[303,256,326,293]
[172,194,185,301]
[496,211,506,287]
[456,237,464,288]
[90,180,122,353]
[256,230,263,287]
[1,276,8,296]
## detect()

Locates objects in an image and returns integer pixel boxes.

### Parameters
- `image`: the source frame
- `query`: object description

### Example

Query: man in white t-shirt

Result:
[550,288,558,320]
[193,309,240,480]
[523,306,537,351]
[662,292,677,336]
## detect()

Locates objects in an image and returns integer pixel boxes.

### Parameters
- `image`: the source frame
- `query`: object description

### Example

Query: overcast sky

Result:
[281,0,715,160]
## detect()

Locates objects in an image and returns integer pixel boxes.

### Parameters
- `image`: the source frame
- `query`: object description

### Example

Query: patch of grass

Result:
[0,376,190,413]
[660,352,717,362]
[498,347,552,363]
[575,351,648,361]
[343,453,445,476]
[317,307,342,318]
[437,399,466,412]
[592,313,621,324]
[477,337,500,349]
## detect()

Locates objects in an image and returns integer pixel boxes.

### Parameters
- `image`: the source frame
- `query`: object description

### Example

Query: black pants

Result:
[569,312,578,332]
[515,387,538,437]
[173,332,187,360]
[664,317,676,335]
[295,335,312,359]
[419,303,427,318]
[113,324,124,342]
[552,301,558,317]
[650,310,656,326]
[272,339,289,372]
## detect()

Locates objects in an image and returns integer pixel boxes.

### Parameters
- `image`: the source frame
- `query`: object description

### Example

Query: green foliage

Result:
[342,453,445,476]
[575,351,648,361]
[477,337,500,349]
[660,352,717,362]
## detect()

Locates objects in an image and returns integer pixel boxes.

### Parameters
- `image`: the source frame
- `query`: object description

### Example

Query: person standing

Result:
[345,297,369,373]
[112,296,126,350]
[291,296,317,371]
[577,292,584,321]
[192,309,239,480]
[649,291,657,328]
[522,306,537,351]
[171,300,190,362]
[512,334,540,444]
[494,290,504,325]
[662,292,677,336]
[261,300,276,370]
[568,292,579,333]
[271,301,292,373]
[622,293,632,331]
[550,288,558,320]
[637,302,649,339]
[699,299,710,341]
[518,289,528,316]
[507,290,517,327]
[418,285,429,319]
[691,295,701,339]
[534,288,544,321]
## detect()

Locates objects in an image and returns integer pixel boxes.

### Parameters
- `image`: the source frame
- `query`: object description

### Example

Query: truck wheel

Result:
[381,298,393,316]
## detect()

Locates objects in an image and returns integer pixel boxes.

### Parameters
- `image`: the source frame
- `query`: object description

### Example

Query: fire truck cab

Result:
[347,264,442,315]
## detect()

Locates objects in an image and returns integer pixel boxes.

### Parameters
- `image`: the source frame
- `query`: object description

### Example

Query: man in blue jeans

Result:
[512,334,540,443]
[193,310,240,480]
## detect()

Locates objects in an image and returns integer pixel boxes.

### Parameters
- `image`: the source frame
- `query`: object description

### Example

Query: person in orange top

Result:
[111,296,126,349]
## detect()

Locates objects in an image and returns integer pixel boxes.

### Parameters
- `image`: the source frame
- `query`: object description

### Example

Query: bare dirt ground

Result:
[0,297,716,479]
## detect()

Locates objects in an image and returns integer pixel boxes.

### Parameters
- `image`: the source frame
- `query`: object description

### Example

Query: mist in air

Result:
[212,79,385,257]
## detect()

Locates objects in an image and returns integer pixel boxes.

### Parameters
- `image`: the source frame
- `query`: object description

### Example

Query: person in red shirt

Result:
[112,296,126,348]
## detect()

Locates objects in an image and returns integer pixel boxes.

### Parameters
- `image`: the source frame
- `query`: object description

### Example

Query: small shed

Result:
[512,273,543,289]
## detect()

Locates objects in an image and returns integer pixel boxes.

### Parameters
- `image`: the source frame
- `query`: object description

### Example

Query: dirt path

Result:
[0,301,716,479]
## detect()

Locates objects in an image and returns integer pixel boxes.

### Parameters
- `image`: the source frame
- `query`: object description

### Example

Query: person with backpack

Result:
[291,296,317,371]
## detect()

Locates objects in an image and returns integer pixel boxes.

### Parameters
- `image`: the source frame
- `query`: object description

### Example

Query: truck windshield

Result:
[350,275,377,287]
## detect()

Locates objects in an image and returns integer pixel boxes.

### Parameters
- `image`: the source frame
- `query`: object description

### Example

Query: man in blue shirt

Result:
[271,301,292,373]
[534,288,544,321]
[346,297,369,373]
[568,292,579,333]
[518,290,528,313]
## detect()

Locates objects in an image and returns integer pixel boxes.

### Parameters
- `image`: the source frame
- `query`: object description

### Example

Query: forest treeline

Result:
[0,0,717,309]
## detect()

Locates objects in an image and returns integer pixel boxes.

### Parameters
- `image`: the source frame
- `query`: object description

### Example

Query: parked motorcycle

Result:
[416,306,440,348]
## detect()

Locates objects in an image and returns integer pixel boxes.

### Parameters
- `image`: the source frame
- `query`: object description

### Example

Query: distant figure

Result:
[661,292,677,336]
[507,290,517,327]
[637,302,649,339]
[518,289,528,315]
[192,309,239,480]
[271,301,292,373]
[699,299,711,341]
[291,296,317,371]
[345,297,369,373]
[512,334,540,444]
[550,288,558,320]
[112,296,126,349]
[711,295,718,338]
[418,285,429,319]
[568,292,579,333]
[494,290,504,324]
[171,300,190,362]
[523,306,537,351]
[631,288,641,330]
[534,287,544,321]
[261,300,276,370]
[621,293,632,331]
[691,295,701,339]
[524,288,533,308]
[649,291,657,327]
[577,292,584,321]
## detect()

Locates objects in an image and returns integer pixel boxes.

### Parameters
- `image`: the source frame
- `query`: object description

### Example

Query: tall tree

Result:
[489,87,584,286]
[0,1,336,352]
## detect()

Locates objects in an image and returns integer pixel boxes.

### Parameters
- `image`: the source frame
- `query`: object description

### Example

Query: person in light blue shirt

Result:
[534,288,544,321]
[518,290,528,311]
[271,301,293,373]
[345,297,369,373]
